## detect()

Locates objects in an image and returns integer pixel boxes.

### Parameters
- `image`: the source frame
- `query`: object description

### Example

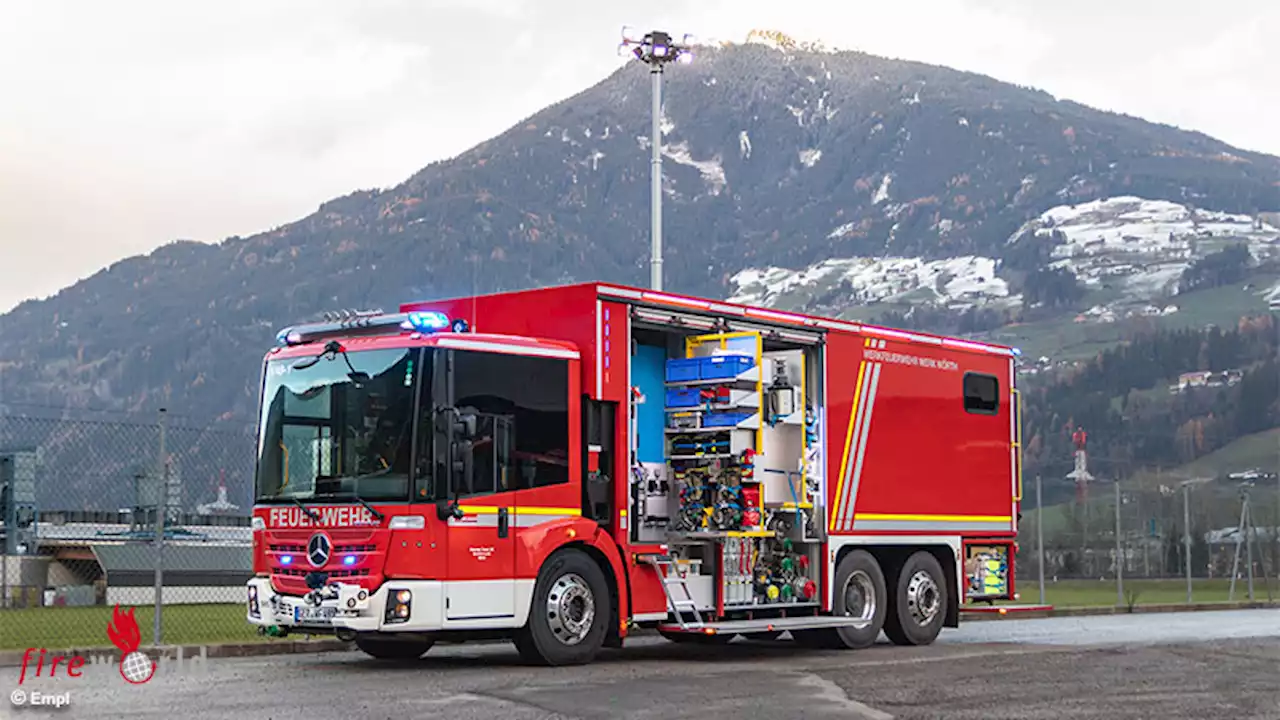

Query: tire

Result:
[883,550,947,646]
[793,549,886,649]
[354,634,434,660]
[513,548,611,666]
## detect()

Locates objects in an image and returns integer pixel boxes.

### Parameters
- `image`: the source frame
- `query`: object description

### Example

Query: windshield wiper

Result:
[292,497,322,523]
[291,340,370,382]
[311,491,387,523]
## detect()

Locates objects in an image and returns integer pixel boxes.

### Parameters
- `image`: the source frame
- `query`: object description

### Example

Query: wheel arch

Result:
[832,540,960,628]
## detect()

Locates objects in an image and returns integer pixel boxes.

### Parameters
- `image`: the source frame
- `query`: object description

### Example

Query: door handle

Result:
[497,507,509,539]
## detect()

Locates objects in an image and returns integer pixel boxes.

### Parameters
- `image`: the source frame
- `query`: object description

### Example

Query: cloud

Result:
[0,0,1276,313]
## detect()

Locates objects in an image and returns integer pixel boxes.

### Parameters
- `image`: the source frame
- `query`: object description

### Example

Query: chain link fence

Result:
[1016,467,1280,608]
[1,410,259,651]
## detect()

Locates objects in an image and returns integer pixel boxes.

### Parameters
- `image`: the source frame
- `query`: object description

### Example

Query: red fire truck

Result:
[246,282,1023,665]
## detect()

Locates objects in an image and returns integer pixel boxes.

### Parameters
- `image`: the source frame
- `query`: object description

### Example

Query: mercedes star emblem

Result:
[307,532,332,568]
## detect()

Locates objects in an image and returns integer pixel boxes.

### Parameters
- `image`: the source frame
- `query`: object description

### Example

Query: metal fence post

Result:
[1183,482,1192,603]
[153,407,167,647]
[1036,473,1045,605]
[1114,480,1123,606]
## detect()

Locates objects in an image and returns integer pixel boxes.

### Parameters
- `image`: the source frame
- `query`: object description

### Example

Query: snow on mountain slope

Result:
[729,255,1011,309]
[732,196,1280,316]
[1013,196,1280,299]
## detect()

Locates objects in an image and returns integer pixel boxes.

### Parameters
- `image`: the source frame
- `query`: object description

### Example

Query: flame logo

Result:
[106,605,142,654]
[106,605,156,684]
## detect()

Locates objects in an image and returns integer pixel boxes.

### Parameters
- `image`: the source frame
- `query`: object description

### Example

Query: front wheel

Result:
[883,550,947,646]
[513,548,611,666]
[354,634,434,660]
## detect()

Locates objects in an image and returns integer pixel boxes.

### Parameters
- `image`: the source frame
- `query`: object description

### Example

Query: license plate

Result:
[294,605,336,625]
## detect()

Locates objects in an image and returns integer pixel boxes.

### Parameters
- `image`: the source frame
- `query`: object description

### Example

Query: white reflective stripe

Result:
[435,337,579,360]
[448,513,578,528]
[598,285,644,300]
[852,518,1012,532]
[833,363,872,530]
[596,299,604,397]
[840,363,882,531]
[745,307,809,324]
[706,303,748,316]
[513,514,576,528]
[814,318,862,332]
[640,291,710,309]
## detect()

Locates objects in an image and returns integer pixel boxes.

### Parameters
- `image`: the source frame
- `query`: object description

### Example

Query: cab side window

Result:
[963,372,999,415]
[452,350,570,495]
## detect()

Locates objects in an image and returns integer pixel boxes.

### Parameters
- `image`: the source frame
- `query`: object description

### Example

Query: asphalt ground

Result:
[6,609,1279,720]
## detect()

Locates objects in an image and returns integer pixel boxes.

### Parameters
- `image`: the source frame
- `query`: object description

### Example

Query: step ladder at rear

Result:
[637,552,704,630]
[656,614,873,636]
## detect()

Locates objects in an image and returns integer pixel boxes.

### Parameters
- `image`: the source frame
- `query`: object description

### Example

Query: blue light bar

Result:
[402,311,450,332]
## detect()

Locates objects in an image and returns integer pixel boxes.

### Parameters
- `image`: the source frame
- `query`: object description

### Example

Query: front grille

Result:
[269,544,305,553]
[274,567,371,579]
[335,544,376,553]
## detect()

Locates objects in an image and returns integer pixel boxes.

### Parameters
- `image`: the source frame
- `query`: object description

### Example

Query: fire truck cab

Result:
[246,282,1023,665]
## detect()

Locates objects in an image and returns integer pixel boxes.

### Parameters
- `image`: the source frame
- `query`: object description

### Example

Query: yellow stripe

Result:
[855,513,1012,523]
[517,506,582,516]
[456,505,582,516]
[1012,387,1024,502]
[830,360,867,530]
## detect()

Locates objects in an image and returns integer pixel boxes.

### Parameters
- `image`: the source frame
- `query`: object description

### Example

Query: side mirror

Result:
[450,438,474,496]
[452,411,477,439]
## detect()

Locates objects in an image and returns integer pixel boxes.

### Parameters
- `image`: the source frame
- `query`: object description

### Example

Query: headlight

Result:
[248,585,260,617]
[385,589,412,624]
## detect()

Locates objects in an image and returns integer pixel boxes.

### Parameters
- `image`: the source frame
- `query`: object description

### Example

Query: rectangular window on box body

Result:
[963,372,999,415]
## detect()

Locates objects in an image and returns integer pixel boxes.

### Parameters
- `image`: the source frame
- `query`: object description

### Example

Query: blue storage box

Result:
[700,354,754,380]
[665,387,702,408]
[702,411,753,428]
[665,358,701,383]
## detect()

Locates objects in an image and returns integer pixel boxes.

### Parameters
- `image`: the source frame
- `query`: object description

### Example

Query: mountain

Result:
[3,35,1280,509]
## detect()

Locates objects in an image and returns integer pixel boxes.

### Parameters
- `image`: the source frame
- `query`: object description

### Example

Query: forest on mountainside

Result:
[1021,313,1280,488]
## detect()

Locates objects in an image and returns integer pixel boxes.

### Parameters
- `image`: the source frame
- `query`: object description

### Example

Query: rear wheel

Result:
[354,634,434,660]
[883,550,947,646]
[793,549,886,649]
[513,548,611,666]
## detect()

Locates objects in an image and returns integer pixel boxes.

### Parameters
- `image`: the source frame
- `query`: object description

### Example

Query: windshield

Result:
[254,347,430,502]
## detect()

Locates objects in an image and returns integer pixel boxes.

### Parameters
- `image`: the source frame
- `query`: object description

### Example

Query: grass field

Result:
[1011,577,1277,608]
[1,603,269,651]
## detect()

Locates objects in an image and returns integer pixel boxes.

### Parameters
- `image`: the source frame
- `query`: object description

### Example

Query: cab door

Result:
[442,350,518,622]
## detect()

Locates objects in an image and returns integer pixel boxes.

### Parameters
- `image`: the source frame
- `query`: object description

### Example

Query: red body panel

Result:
[826,334,1017,534]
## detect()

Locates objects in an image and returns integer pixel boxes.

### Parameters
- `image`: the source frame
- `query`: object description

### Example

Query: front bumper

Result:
[246,577,446,633]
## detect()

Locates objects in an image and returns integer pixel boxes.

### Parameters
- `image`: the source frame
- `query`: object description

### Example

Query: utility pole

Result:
[1036,474,1045,605]
[620,27,692,291]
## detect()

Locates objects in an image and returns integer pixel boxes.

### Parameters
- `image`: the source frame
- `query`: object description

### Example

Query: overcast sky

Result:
[1,0,1275,313]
